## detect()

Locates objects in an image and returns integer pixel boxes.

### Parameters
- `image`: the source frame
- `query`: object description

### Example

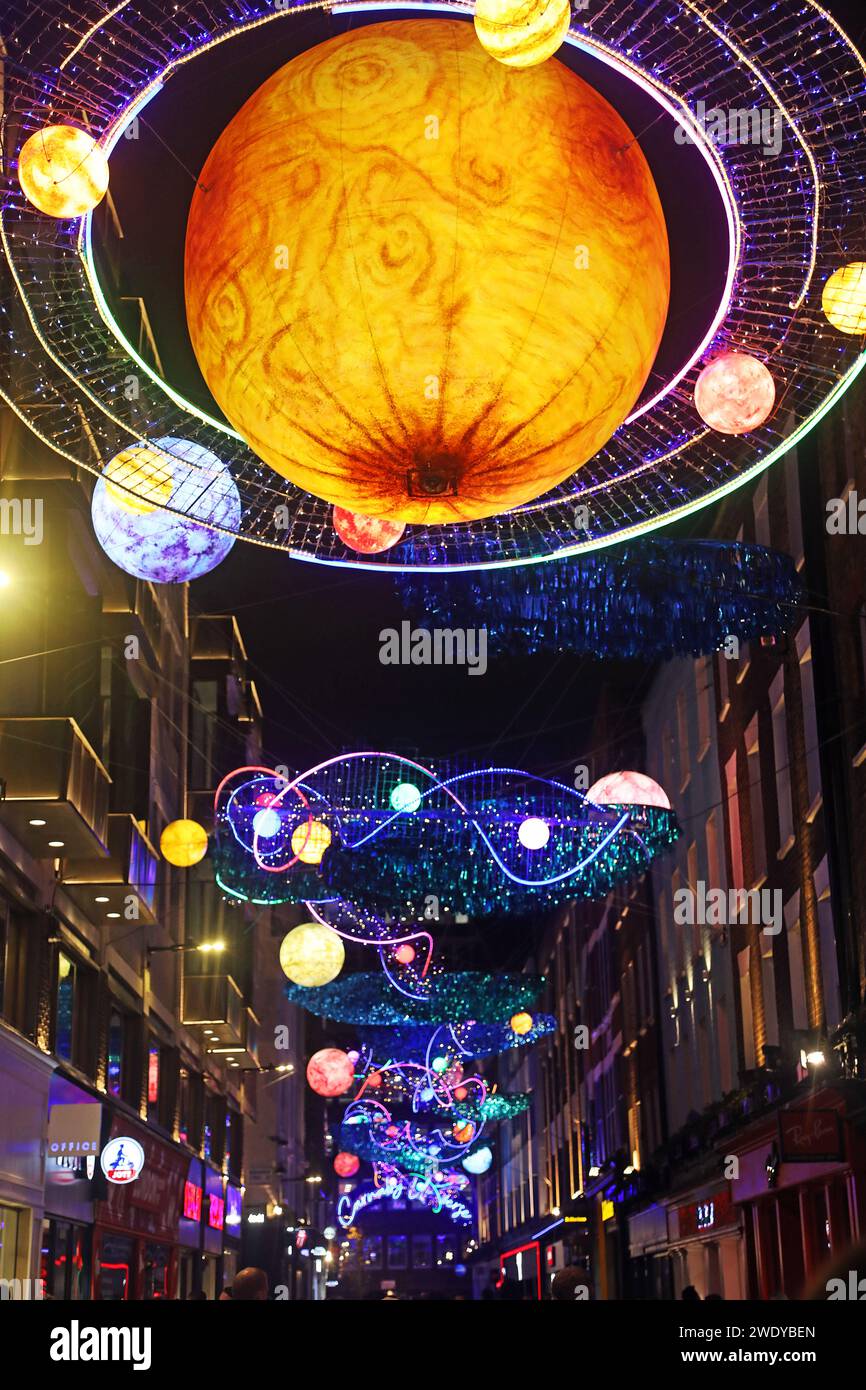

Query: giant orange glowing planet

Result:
[185,20,669,525]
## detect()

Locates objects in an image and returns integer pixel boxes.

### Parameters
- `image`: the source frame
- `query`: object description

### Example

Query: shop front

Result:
[41,1073,105,1299]
[223,1182,243,1287]
[667,1183,745,1299]
[202,1165,226,1298]
[177,1157,204,1299]
[729,1085,866,1299]
[93,1113,187,1300]
[0,1021,54,1290]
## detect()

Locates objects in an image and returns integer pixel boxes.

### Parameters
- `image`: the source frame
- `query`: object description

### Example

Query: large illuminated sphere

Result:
[185,21,669,525]
[91,437,241,583]
[253,807,282,839]
[822,262,866,336]
[279,922,345,987]
[474,0,571,68]
[694,353,775,435]
[290,819,332,865]
[334,1152,361,1178]
[390,782,422,814]
[586,770,671,809]
[160,819,208,867]
[306,1048,355,1097]
[333,507,406,554]
[517,816,550,850]
[462,1146,493,1175]
[18,125,109,218]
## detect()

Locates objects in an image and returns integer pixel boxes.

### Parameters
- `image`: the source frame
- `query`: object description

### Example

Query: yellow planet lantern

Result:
[18,125,109,218]
[160,818,209,867]
[185,20,669,525]
[279,922,345,987]
[822,262,866,336]
[474,0,571,68]
[104,445,176,514]
[510,1011,534,1035]
[290,819,332,865]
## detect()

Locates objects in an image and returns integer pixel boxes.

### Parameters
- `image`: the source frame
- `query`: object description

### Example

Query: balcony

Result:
[181,973,260,1068]
[0,717,110,857]
[62,813,158,925]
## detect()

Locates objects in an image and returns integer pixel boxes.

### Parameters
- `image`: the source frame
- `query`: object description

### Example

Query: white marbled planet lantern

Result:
[91,436,241,583]
[586,770,671,809]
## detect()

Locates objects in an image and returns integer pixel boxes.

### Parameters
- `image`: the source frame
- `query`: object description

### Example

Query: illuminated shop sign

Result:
[100,1136,145,1185]
[47,1103,102,1156]
[183,1181,202,1221]
[225,1184,242,1229]
[208,1195,225,1231]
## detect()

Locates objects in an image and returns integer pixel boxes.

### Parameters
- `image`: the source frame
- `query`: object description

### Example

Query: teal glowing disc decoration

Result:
[91,436,241,583]
[390,782,422,814]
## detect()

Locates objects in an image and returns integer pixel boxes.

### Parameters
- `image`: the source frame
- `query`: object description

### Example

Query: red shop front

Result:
[728,1085,866,1300]
[93,1114,188,1300]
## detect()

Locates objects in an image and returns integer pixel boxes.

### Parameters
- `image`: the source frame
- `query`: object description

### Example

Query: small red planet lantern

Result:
[394,943,416,965]
[454,1085,469,1101]
[694,352,775,435]
[333,507,406,554]
[306,1048,355,1097]
[334,1152,360,1178]
[366,1071,383,1089]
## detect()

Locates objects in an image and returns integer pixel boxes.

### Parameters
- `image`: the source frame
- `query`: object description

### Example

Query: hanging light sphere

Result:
[18,125,110,218]
[333,507,406,554]
[694,353,775,435]
[822,262,866,336]
[586,770,671,809]
[474,0,571,68]
[334,1152,360,1178]
[453,1122,474,1143]
[252,807,282,839]
[390,782,423,814]
[290,818,332,865]
[462,1146,493,1175]
[517,816,550,850]
[279,922,345,987]
[306,1048,355,1097]
[454,1085,469,1101]
[160,819,208,867]
[185,20,669,524]
[510,1011,534,1035]
[367,1072,383,1089]
[394,943,416,965]
[91,437,241,583]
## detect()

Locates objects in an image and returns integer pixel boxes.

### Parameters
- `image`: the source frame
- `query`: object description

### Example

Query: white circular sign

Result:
[100,1136,145,1185]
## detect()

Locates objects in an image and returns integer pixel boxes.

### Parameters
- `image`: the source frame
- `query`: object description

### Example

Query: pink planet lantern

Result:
[394,943,416,965]
[306,1047,355,1097]
[333,506,406,554]
[334,1151,360,1178]
[694,352,775,435]
[586,770,671,810]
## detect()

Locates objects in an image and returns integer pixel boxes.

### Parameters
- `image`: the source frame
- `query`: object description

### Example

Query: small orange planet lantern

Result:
[394,943,416,965]
[453,1122,474,1143]
[694,352,775,435]
[18,124,110,218]
[510,1011,534,1035]
[185,20,669,525]
[333,508,406,554]
[334,1152,360,1178]
[306,1048,355,1097]
[366,1071,383,1090]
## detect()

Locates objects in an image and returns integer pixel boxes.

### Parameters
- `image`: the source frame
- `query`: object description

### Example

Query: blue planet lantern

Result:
[91,436,241,583]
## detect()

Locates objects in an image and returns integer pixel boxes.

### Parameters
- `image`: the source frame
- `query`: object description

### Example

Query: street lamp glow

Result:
[0,571,11,589]
[197,940,226,953]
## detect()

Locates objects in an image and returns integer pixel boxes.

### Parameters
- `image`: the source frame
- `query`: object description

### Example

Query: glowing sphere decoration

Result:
[517,816,550,850]
[431,1056,449,1074]
[290,819,332,865]
[279,922,345,987]
[367,1072,383,1089]
[91,437,241,583]
[822,263,866,336]
[333,508,406,554]
[510,1011,534,1035]
[474,0,571,69]
[306,1048,355,1097]
[185,20,669,525]
[453,1122,474,1144]
[586,770,671,810]
[394,943,416,965]
[694,353,776,435]
[17,125,109,218]
[334,1152,361,1178]
[252,807,282,839]
[462,1146,494,1175]
[390,783,422,815]
[160,819,208,867]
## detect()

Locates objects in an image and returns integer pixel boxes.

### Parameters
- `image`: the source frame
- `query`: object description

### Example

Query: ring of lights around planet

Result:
[2,0,865,570]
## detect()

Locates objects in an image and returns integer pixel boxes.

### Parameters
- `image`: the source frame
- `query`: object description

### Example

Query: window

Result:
[753,473,770,547]
[796,622,822,818]
[107,1009,125,1098]
[412,1235,432,1270]
[784,446,804,569]
[745,715,766,884]
[696,656,712,759]
[815,859,841,1032]
[738,948,756,1070]
[770,670,794,854]
[147,1042,160,1123]
[725,753,744,889]
[56,955,77,1063]
[387,1235,408,1270]
[784,892,808,1031]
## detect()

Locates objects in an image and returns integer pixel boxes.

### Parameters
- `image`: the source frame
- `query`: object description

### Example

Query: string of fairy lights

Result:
[2,0,866,570]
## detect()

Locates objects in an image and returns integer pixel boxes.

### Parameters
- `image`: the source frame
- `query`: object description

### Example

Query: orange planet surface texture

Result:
[185,19,670,524]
